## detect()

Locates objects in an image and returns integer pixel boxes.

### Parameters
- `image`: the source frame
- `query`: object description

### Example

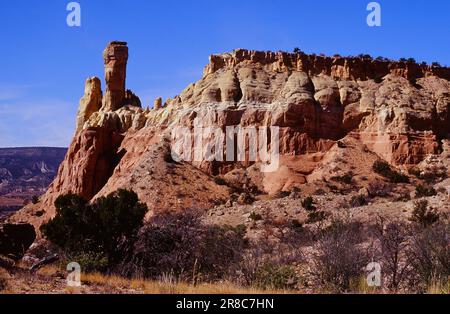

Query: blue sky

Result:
[0,0,449,147]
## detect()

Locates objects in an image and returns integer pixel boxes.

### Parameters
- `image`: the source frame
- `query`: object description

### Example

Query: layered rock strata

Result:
[12,46,450,223]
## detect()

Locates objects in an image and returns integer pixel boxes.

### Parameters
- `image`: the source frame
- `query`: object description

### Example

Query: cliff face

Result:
[0,148,66,211]
[12,44,450,223]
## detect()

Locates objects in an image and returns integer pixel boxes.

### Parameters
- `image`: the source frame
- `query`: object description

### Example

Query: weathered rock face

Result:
[153,97,163,110]
[76,77,102,132]
[43,126,125,210]
[203,49,450,82]
[102,41,129,111]
[12,46,450,224]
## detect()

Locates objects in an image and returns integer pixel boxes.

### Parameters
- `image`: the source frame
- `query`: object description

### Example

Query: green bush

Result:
[415,184,437,198]
[274,191,290,199]
[213,177,227,186]
[302,196,316,211]
[410,200,439,228]
[432,62,442,67]
[40,189,147,270]
[373,160,409,183]
[332,172,353,185]
[350,195,367,208]
[255,263,296,290]
[249,212,263,221]
[306,211,327,224]
[69,251,110,273]
[32,195,40,204]
[290,219,304,232]
[374,77,383,83]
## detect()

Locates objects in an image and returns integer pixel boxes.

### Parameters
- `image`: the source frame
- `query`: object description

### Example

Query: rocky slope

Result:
[11,43,450,226]
[0,148,66,214]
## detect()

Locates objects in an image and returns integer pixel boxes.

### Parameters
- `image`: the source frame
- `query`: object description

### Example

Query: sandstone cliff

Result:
[11,44,450,225]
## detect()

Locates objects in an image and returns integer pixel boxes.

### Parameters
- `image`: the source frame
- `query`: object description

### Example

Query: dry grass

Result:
[426,280,450,294]
[2,266,449,294]
[81,272,295,294]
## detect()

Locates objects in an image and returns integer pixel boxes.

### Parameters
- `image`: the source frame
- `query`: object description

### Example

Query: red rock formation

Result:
[204,49,450,82]
[42,126,125,215]
[102,41,129,111]
[11,46,450,225]
[76,77,102,132]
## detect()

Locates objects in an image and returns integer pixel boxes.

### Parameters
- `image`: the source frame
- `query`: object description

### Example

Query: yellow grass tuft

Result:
[80,272,295,294]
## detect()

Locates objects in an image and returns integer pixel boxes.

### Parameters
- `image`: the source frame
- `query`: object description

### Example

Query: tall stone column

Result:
[102,41,128,111]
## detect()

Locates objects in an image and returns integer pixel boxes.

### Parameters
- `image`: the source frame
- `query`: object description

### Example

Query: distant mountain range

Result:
[0,147,66,213]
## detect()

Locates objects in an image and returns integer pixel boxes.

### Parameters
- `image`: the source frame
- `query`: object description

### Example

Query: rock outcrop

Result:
[76,77,102,132]
[102,41,129,112]
[11,45,450,225]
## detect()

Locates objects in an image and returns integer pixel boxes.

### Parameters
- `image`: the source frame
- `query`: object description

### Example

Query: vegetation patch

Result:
[373,160,409,183]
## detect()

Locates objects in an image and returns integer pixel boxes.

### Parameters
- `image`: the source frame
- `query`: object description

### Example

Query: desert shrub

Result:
[409,167,446,184]
[367,181,393,198]
[331,172,353,185]
[421,171,446,184]
[234,239,303,288]
[226,224,247,237]
[394,192,411,202]
[314,188,326,196]
[69,251,109,273]
[410,200,439,228]
[274,190,290,199]
[374,221,412,291]
[122,211,246,282]
[213,176,227,186]
[373,160,409,183]
[290,219,304,233]
[408,167,422,178]
[312,220,368,292]
[432,62,442,67]
[407,222,450,291]
[32,195,40,204]
[302,196,316,211]
[0,271,7,291]
[373,160,392,176]
[415,184,437,198]
[306,211,328,224]
[249,212,263,221]
[374,76,383,83]
[358,54,372,60]
[254,263,296,290]
[350,194,367,208]
[40,189,147,271]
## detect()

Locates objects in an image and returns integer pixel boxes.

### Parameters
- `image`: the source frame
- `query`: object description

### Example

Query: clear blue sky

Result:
[0,0,449,147]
